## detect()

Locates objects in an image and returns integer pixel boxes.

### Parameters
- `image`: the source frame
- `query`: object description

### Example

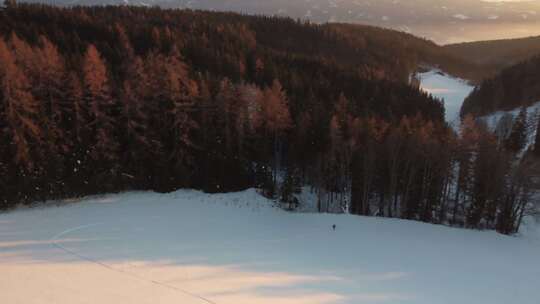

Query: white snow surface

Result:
[480,101,540,152]
[480,101,540,130]
[1,189,540,304]
[419,70,474,128]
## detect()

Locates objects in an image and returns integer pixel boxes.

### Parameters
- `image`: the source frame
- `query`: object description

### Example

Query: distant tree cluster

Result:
[313,106,535,234]
[445,35,540,73]
[461,55,540,117]
[329,23,491,83]
[0,4,534,234]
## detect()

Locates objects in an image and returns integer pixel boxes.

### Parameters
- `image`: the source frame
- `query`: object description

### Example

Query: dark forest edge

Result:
[0,3,537,234]
[444,35,540,73]
[462,55,540,117]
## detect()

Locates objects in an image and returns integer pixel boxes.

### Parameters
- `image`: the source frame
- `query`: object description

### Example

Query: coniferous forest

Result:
[462,55,540,117]
[0,3,536,234]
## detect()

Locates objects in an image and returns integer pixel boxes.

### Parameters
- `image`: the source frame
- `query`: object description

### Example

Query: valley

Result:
[418,70,473,128]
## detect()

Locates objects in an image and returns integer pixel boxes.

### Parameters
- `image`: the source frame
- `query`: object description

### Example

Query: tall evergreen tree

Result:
[534,113,540,156]
[261,79,292,190]
[0,38,41,170]
[505,106,528,152]
[82,44,119,186]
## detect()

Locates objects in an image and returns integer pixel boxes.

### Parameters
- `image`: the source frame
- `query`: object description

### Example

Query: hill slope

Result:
[461,55,540,117]
[326,23,491,82]
[445,35,540,71]
[1,190,539,304]
[0,5,485,83]
[0,5,533,235]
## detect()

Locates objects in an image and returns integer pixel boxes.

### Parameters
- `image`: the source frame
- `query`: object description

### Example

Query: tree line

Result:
[461,54,540,117]
[0,4,536,234]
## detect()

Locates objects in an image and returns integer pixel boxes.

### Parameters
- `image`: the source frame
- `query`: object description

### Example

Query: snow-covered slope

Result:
[479,101,540,151]
[1,189,539,304]
[480,101,540,130]
[419,70,473,128]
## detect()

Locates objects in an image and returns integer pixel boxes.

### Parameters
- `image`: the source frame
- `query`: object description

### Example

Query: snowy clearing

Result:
[419,70,473,128]
[480,101,540,151]
[480,101,540,130]
[1,189,539,304]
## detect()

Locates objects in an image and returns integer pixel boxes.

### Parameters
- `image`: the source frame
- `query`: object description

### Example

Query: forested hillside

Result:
[0,4,534,234]
[327,23,492,82]
[461,55,540,117]
[445,35,540,71]
[18,0,540,44]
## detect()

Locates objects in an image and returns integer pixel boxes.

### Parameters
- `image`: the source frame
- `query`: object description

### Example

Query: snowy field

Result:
[1,189,540,304]
[419,70,473,128]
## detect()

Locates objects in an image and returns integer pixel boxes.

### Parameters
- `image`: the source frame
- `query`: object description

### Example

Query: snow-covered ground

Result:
[419,70,474,128]
[480,101,540,153]
[1,189,539,304]
[480,101,540,130]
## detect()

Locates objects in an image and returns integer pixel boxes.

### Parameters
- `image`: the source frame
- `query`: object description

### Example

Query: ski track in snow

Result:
[50,222,218,304]
[48,219,320,304]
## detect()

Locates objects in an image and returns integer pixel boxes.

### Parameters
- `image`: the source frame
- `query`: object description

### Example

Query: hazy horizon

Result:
[16,0,540,44]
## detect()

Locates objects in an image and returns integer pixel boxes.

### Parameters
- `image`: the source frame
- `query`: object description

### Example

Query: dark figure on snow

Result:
[332,224,336,231]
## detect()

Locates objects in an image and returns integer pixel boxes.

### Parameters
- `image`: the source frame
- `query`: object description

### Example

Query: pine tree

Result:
[67,72,86,146]
[117,30,158,185]
[144,47,199,185]
[0,38,41,170]
[467,127,501,229]
[505,106,528,152]
[534,112,540,156]
[238,83,263,136]
[216,78,238,153]
[326,114,349,211]
[64,72,90,192]
[8,32,35,73]
[121,80,150,173]
[261,79,292,190]
[30,36,71,195]
[82,44,119,176]
[494,113,514,147]
[261,80,292,134]
[280,167,301,210]
[452,115,479,225]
